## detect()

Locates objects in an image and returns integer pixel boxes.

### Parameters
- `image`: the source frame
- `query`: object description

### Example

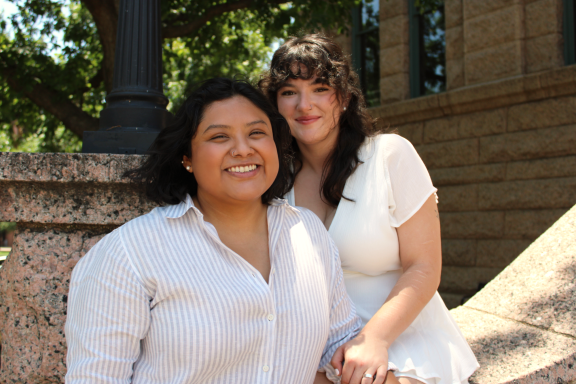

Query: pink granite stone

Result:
[0,226,108,383]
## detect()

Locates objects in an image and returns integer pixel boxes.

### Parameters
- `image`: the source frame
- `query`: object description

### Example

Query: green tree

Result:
[0,0,358,152]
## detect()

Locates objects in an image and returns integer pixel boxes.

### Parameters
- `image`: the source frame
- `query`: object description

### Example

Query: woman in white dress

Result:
[259,35,479,384]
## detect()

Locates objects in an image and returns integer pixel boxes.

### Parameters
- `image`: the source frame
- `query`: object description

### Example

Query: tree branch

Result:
[162,0,255,39]
[81,0,118,93]
[3,69,99,137]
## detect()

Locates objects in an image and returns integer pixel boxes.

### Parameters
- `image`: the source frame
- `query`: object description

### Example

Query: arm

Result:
[319,237,363,383]
[331,194,442,384]
[65,233,151,383]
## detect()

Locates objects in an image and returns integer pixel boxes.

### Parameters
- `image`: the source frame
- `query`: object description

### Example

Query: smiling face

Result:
[182,96,279,206]
[276,76,344,149]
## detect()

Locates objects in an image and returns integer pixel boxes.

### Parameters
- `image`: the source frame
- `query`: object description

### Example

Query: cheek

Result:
[190,146,222,187]
[277,99,294,118]
[261,139,280,180]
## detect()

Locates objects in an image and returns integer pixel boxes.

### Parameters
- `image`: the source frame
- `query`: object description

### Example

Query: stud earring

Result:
[343,107,347,111]
[186,166,191,171]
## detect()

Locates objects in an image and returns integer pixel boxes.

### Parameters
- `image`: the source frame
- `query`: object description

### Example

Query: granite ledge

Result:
[0,152,146,184]
[452,306,576,384]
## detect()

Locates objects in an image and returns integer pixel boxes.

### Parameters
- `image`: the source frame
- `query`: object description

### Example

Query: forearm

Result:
[361,262,440,347]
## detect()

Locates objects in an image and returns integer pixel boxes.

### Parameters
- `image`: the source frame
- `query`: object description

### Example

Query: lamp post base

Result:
[82,130,160,154]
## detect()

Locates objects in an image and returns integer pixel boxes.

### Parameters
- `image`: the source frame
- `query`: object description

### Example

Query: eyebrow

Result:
[203,120,268,134]
[280,78,327,88]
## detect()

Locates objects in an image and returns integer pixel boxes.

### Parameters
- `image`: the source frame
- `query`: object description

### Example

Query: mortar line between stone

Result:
[463,305,576,341]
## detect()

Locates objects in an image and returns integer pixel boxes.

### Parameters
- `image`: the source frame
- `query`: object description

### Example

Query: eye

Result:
[209,134,228,140]
[315,87,330,93]
[280,90,295,96]
[250,130,266,136]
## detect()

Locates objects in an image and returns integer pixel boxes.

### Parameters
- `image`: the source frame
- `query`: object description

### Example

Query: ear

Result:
[182,155,193,173]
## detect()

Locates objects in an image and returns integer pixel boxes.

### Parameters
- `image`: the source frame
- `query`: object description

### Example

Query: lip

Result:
[295,115,321,125]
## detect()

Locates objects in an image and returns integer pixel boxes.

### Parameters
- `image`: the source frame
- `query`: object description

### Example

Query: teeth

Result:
[228,165,257,173]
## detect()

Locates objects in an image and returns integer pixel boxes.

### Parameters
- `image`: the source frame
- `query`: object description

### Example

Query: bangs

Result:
[269,44,339,91]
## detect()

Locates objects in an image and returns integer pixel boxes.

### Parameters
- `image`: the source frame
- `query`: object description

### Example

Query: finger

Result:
[360,368,378,384]
[330,346,345,376]
[374,365,388,384]
[341,361,356,384]
[348,364,368,384]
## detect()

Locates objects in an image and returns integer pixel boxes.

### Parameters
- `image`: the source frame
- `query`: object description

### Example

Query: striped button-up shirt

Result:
[65,195,361,384]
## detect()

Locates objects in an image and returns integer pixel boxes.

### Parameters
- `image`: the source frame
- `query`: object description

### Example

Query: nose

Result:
[296,92,312,112]
[230,135,254,157]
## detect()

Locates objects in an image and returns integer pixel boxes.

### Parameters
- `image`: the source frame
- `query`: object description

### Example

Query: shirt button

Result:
[272,268,276,274]
[267,314,274,321]
[263,365,270,372]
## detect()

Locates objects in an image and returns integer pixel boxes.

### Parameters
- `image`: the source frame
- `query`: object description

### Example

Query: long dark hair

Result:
[125,78,293,205]
[259,33,382,207]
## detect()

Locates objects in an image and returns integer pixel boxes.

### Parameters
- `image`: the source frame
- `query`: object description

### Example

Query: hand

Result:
[330,331,390,384]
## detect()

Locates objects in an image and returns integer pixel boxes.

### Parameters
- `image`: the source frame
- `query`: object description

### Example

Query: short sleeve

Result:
[380,134,437,227]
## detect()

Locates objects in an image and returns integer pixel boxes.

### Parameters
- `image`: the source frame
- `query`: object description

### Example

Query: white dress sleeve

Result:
[380,134,437,228]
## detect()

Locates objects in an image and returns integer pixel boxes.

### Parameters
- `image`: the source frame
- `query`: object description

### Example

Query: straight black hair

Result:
[124,78,294,205]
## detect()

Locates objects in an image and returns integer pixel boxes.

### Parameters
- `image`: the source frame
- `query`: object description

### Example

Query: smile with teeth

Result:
[227,164,258,173]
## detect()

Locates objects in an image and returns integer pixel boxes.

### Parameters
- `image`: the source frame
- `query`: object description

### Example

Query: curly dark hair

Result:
[258,33,383,207]
[124,78,294,206]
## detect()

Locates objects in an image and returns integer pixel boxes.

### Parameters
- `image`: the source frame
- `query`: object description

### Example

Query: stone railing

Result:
[453,203,576,384]
[0,152,574,383]
[0,152,155,383]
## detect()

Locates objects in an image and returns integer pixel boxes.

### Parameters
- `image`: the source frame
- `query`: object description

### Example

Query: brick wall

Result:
[373,0,576,307]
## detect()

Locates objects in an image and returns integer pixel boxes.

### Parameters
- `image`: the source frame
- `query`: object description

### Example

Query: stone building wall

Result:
[375,0,576,306]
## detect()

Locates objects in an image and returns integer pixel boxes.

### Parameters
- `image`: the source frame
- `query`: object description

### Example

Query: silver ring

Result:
[231,150,236,157]
[363,373,373,379]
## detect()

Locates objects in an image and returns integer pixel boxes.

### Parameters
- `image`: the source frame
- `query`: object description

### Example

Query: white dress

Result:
[286,134,479,384]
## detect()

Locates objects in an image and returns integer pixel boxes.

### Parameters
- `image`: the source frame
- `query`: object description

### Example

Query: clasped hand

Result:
[331,331,391,384]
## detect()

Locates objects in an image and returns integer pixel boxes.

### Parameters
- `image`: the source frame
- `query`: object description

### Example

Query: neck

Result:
[297,133,338,176]
[193,191,267,231]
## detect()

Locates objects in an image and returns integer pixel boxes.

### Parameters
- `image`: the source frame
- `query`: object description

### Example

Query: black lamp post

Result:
[82,0,172,154]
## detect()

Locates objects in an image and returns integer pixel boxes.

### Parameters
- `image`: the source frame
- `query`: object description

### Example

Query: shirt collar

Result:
[165,195,299,220]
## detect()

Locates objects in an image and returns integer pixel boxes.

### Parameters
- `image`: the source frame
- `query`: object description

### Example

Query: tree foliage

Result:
[0,0,359,152]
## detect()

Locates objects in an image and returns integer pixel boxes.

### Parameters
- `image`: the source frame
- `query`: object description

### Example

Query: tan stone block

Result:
[423,116,459,143]
[525,0,562,38]
[395,122,423,145]
[526,34,564,74]
[463,0,521,21]
[442,239,477,266]
[416,138,479,169]
[504,209,567,238]
[430,164,506,186]
[465,41,523,85]
[479,178,576,210]
[479,125,576,163]
[476,239,532,267]
[379,15,409,49]
[438,184,478,212]
[508,96,576,131]
[506,156,576,181]
[445,0,463,29]
[441,211,505,239]
[446,26,464,61]
[457,108,507,138]
[446,59,465,90]
[440,266,502,293]
[424,109,506,143]
[380,0,407,20]
[380,44,409,77]
[380,73,410,104]
[464,6,523,53]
